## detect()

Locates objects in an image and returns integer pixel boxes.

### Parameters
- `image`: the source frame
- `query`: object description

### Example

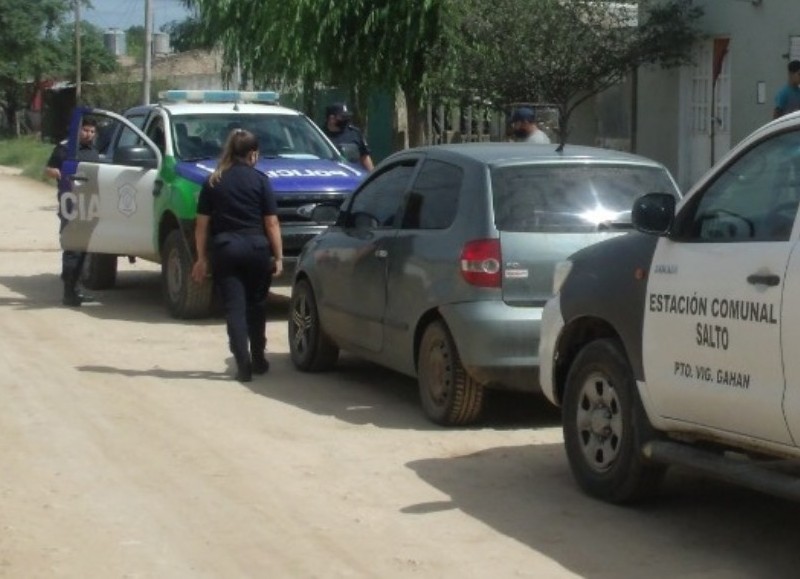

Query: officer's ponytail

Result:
[210,128,260,186]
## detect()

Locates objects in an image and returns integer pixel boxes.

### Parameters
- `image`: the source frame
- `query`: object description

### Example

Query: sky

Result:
[83,0,192,32]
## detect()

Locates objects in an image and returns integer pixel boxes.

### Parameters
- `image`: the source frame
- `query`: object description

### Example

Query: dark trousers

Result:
[210,232,273,365]
[58,202,86,287]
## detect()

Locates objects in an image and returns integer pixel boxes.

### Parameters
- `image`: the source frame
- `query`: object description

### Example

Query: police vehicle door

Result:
[313,160,416,353]
[772,129,800,444]
[642,130,800,444]
[60,109,161,259]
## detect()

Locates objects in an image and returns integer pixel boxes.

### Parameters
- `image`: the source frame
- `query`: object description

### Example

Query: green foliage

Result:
[0,0,70,130]
[448,0,703,143]
[187,0,447,140]
[161,17,214,53]
[55,21,119,81]
[0,136,54,181]
[126,25,146,64]
[185,0,702,146]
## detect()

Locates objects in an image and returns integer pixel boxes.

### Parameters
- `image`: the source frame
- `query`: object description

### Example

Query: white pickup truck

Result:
[539,111,800,503]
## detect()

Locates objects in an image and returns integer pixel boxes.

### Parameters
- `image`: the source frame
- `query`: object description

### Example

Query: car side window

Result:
[347,161,417,229]
[145,116,167,154]
[401,159,462,230]
[677,130,800,242]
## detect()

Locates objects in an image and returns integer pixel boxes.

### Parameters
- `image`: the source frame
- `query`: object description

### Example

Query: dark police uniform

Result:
[197,162,278,376]
[323,124,371,164]
[46,139,100,303]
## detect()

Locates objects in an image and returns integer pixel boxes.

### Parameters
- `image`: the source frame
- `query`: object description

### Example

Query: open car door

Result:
[60,108,162,260]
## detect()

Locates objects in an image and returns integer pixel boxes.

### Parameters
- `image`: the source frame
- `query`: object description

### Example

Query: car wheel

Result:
[418,320,484,426]
[563,338,666,503]
[81,253,117,290]
[161,229,212,319]
[289,278,339,371]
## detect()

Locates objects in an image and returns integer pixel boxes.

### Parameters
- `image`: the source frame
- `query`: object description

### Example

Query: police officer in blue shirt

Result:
[191,129,284,382]
[44,117,100,307]
[322,102,374,171]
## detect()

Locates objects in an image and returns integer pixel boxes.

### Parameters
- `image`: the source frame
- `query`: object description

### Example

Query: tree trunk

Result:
[405,93,427,149]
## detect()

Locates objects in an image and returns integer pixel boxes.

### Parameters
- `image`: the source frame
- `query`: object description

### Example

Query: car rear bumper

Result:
[439,300,543,392]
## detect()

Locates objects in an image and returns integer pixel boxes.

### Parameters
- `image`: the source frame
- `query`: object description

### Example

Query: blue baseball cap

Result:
[511,107,536,122]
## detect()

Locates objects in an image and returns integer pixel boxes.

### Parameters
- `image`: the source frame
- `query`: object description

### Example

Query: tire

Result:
[161,229,212,319]
[418,320,484,426]
[81,253,117,290]
[562,338,666,503]
[289,278,339,371]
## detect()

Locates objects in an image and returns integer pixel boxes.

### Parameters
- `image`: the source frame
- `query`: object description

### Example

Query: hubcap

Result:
[291,293,312,354]
[425,337,450,405]
[575,372,623,472]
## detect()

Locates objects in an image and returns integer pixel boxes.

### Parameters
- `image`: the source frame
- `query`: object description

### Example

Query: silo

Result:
[103,28,126,57]
[153,32,171,56]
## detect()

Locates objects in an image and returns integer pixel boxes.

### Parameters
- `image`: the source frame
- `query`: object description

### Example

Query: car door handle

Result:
[69,174,89,183]
[747,273,780,286]
[375,249,388,258]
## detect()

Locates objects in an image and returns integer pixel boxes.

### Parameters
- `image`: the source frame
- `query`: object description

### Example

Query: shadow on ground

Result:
[404,444,800,577]
[241,352,561,432]
[0,270,289,324]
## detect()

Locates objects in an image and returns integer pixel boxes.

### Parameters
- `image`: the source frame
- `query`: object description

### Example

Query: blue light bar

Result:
[158,90,280,104]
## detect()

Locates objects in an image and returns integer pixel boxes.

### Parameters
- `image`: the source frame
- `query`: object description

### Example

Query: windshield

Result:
[170,113,340,162]
[491,164,679,232]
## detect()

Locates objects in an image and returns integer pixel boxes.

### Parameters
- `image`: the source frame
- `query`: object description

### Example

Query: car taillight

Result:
[460,239,501,287]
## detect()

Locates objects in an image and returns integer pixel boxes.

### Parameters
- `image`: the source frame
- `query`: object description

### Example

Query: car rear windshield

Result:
[491,164,677,232]
[170,113,339,162]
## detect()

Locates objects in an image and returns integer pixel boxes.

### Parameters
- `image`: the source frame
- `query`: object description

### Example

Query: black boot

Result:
[62,282,82,307]
[252,352,270,375]
[62,282,95,307]
[235,355,253,382]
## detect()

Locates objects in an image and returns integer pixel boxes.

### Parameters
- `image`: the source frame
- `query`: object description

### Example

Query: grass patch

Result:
[0,137,53,181]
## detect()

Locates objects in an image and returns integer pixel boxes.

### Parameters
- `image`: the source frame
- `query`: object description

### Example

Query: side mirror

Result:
[114,145,158,169]
[310,203,340,224]
[632,193,676,235]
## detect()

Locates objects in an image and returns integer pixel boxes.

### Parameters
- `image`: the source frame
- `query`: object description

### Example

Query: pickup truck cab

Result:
[539,111,800,503]
[61,90,365,318]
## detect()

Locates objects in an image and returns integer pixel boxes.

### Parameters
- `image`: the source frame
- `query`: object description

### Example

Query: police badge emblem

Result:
[117,184,138,217]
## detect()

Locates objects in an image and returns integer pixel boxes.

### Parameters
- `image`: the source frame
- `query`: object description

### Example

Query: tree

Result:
[161,17,214,53]
[125,25,146,64]
[187,0,449,145]
[0,0,70,133]
[55,20,118,82]
[448,0,703,145]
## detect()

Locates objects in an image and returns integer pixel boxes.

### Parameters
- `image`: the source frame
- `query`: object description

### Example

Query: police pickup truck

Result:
[539,111,800,503]
[60,90,365,318]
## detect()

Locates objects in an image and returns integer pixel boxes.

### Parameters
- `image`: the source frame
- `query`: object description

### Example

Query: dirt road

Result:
[2,169,800,578]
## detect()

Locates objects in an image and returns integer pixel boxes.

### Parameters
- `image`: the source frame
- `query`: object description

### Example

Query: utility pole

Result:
[143,0,153,104]
[75,0,81,101]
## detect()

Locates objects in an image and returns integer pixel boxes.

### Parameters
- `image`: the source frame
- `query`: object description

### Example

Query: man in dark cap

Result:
[322,102,374,171]
[510,107,551,144]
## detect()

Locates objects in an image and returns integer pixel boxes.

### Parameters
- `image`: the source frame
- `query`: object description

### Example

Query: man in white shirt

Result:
[510,107,551,144]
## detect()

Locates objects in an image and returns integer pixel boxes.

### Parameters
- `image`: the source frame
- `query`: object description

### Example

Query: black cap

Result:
[511,107,536,122]
[326,102,351,118]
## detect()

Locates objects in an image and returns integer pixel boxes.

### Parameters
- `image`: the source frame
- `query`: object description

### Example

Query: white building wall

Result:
[637,0,800,191]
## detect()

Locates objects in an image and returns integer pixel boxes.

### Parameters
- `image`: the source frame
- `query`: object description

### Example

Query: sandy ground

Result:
[2,169,800,578]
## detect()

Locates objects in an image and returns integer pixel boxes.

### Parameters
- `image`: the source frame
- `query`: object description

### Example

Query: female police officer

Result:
[191,129,283,382]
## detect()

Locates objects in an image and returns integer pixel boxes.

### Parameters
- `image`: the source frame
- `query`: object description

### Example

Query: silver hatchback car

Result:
[288,143,680,425]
